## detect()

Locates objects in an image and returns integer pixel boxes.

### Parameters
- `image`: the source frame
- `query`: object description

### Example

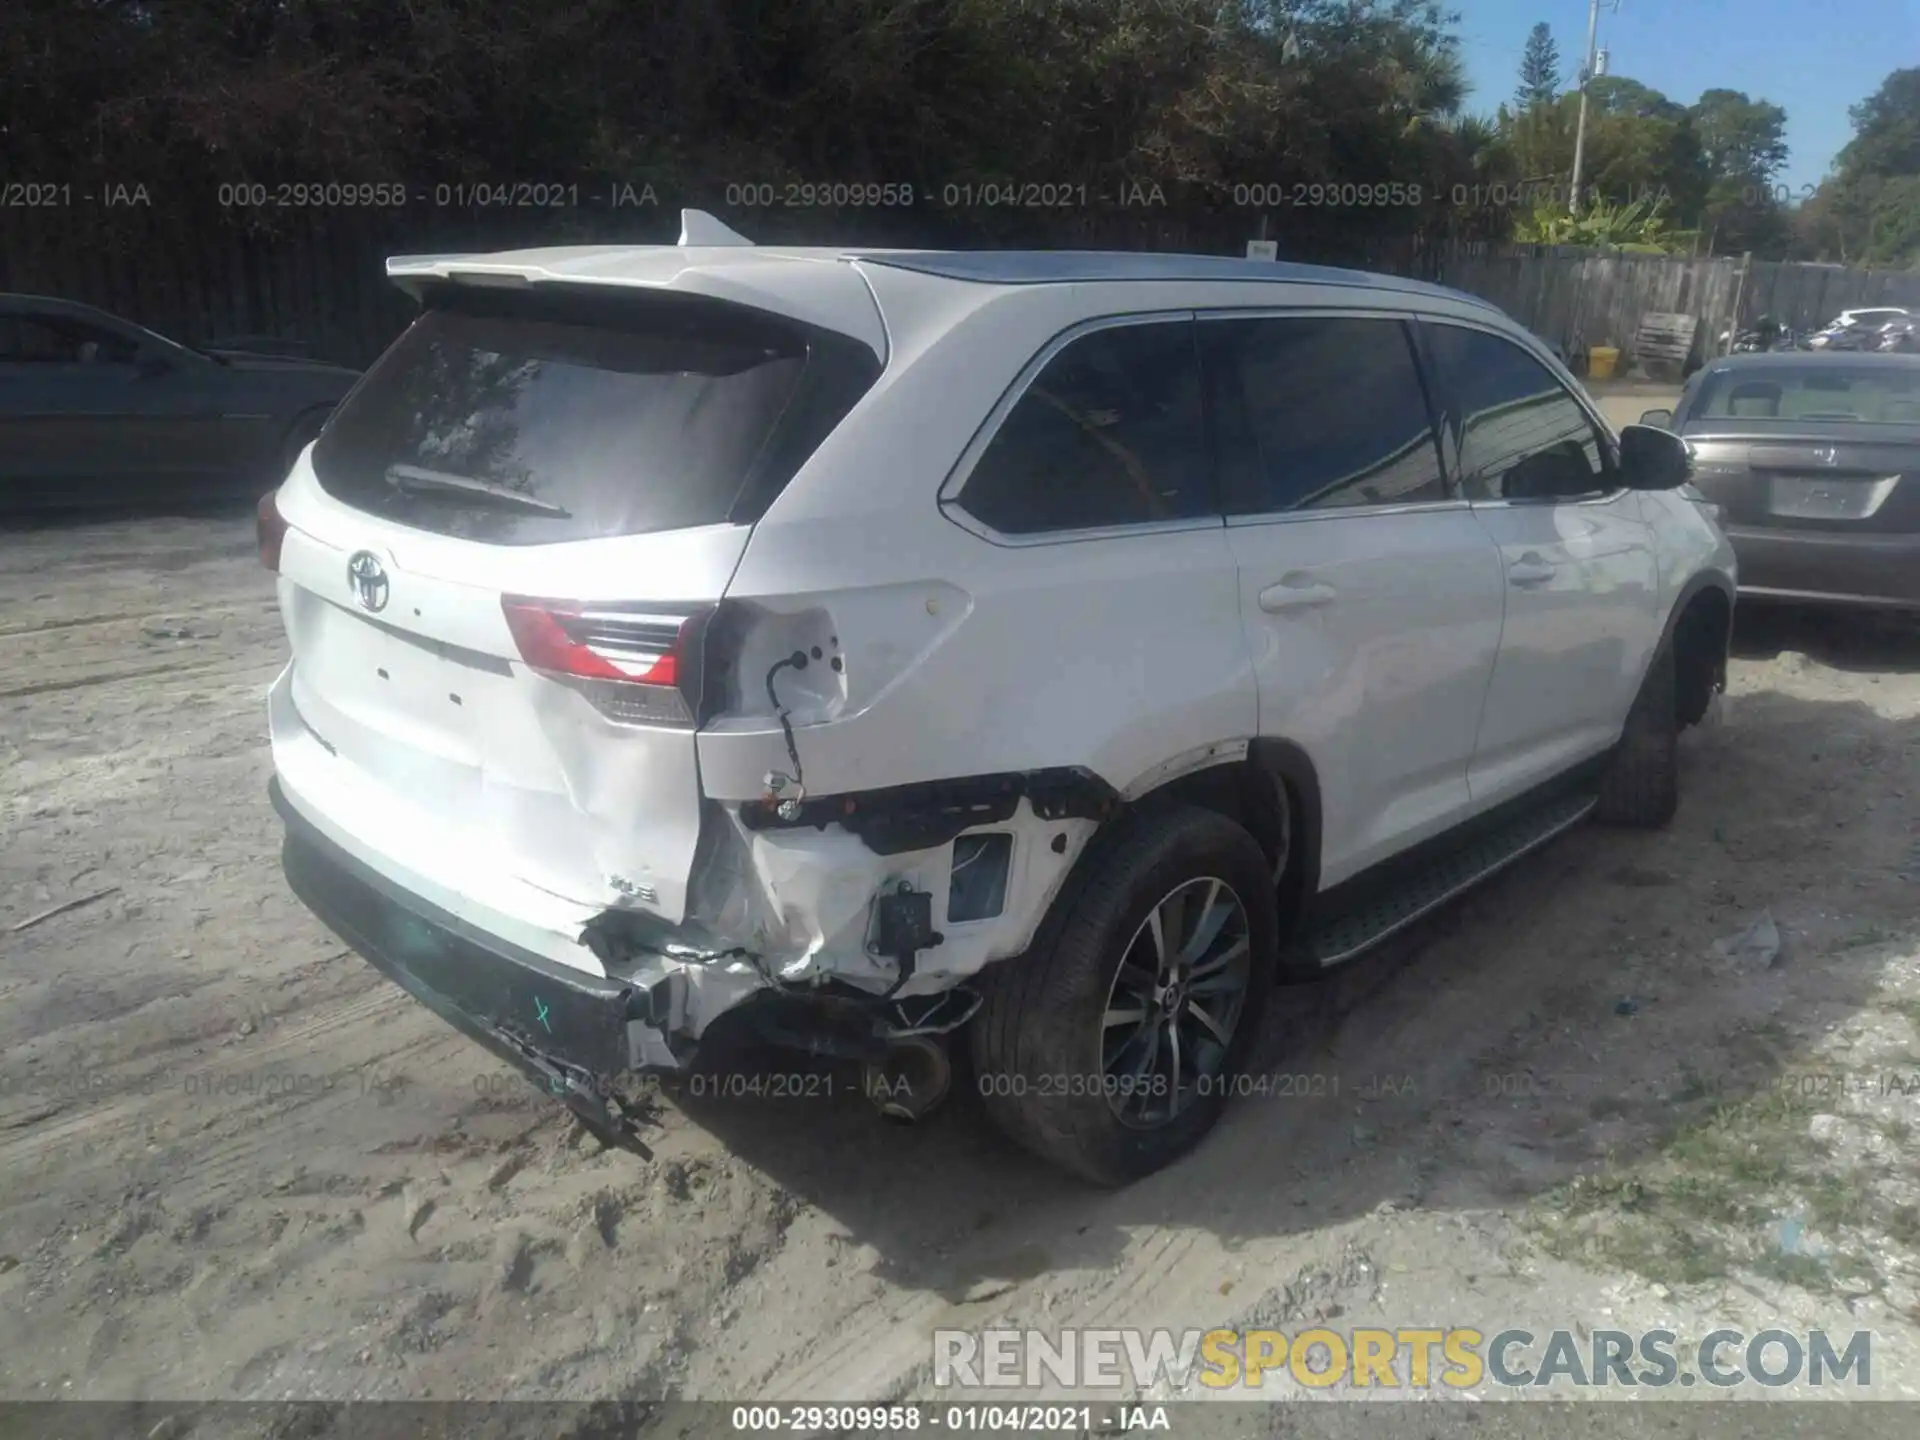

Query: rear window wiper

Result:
[383,463,572,518]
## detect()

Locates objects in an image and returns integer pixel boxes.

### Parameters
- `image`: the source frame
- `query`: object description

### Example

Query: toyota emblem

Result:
[347,551,390,613]
[1814,446,1838,466]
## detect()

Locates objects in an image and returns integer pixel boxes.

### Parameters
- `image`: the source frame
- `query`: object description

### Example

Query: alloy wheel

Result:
[1100,876,1253,1128]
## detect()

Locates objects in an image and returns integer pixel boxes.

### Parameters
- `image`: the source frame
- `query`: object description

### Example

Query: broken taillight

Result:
[257,490,290,573]
[500,597,712,727]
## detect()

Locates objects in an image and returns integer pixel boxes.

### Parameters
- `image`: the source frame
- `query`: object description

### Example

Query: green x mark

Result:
[533,996,552,1033]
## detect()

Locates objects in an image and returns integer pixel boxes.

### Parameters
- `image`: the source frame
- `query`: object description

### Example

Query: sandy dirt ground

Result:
[4,492,1920,1419]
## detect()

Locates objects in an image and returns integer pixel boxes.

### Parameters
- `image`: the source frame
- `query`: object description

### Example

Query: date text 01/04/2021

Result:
[728,1405,1172,1432]
[973,1071,1406,1101]
[719,182,1169,209]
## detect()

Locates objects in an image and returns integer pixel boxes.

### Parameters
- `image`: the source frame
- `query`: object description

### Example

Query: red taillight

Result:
[257,490,289,572]
[501,597,707,726]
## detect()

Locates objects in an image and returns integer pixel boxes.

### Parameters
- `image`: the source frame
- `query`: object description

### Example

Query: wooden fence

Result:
[1434,246,1920,370]
[3,204,1914,374]
[0,207,652,369]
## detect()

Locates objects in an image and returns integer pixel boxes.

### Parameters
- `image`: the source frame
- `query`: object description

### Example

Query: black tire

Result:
[970,806,1277,1186]
[1595,642,1679,827]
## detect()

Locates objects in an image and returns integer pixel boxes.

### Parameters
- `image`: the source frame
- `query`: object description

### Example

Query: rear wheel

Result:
[971,806,1276,1185]
[1595,642,1679,827]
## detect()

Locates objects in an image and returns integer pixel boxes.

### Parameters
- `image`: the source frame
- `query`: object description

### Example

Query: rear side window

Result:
[0,316,139,365]
[955,319,1211,535]
[1689,366,1920,424]
[1201,315,1444,513]
[312,286,878,544]
[1424,324,1612,501]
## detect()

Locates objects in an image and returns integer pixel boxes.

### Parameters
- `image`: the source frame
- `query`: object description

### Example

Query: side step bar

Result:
[1291,790,1597,970]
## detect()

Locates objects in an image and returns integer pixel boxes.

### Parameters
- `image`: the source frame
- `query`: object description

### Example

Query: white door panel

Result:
[1419,319,1665,806]
[1228,510,1506,886]
[1466,493,1661,803]
[1198,311,1507,891]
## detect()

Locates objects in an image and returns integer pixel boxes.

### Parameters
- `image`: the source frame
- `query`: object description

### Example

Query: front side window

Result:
[0,316,138,365]
[1201,314,1445,514]
[1425,323,1613,502]
[955,319,1211,535]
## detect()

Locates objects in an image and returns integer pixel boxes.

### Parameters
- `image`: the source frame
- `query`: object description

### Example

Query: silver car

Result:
[1642,352,1920,611]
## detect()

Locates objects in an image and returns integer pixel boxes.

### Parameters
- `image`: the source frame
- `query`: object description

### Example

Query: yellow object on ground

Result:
[1587,345,1620,380]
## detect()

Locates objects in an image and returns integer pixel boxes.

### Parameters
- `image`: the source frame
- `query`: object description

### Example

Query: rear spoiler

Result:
[381,211,886,360]
[386,210,756,297]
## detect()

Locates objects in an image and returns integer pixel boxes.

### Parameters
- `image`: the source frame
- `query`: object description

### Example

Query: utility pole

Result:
[1567,0,1618,214]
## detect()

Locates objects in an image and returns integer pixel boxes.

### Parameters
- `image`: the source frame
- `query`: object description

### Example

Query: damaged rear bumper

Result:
[268,750,1109,1110]
[270,777,682,1145]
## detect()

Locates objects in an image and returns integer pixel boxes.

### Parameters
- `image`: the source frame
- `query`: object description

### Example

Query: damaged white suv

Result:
[263,213,1735,1184]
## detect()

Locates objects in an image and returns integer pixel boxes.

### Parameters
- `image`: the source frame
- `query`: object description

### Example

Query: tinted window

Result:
[1203,315,1443,513]
[956,320,1210,535]
[312,287,877,544]
[0,316,137,365]
[1689,365,1920,424]
[1426,324,1610,501]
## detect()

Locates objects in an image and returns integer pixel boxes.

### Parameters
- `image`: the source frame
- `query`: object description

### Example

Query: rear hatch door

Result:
[273,277,880,925]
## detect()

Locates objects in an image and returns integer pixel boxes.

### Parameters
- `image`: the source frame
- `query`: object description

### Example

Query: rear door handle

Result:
[1507,554,1555,587]
[1258,575,1337,613]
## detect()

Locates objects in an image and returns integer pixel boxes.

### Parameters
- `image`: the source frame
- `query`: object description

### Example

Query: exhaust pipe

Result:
[863,1035,952,1124]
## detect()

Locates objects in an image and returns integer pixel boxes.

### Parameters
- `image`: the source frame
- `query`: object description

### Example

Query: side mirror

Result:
[1618,423,1692,490]
[1638,407,1674,429]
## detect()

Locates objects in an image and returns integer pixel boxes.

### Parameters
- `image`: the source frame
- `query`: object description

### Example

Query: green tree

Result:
[1502,91,1578,185]
[1839,66,1920,178]
[1513,193,1693,252]
[1499,80,1706,220]
[1807,68,1920,265]
[1689,89,1791,256]
[1514,21,1560,111]
[1691,89,1790,181]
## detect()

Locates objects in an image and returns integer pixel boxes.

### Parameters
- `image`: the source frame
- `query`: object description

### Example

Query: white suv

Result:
[262,213,1736,1184]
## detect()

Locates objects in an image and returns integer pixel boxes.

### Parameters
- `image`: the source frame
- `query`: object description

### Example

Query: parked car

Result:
[1806,307,1912,353]
[1874,316,1919,354]
[0,294,359,511]
[1641,352,1920,611]
[1830,306,1910,330]
[262,214,1735,1184]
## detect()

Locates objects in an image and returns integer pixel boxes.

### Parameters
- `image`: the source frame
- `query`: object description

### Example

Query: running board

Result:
[1292,790,1597,969]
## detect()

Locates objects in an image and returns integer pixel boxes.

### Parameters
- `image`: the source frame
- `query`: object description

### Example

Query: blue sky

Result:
[1453,0,1919,192]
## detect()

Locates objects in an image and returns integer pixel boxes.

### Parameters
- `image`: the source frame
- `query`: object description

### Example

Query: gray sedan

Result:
[1642,352,1920,612]
[0,294,360,512]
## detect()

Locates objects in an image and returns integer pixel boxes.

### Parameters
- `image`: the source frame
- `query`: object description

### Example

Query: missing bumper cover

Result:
[739,765,1118,855]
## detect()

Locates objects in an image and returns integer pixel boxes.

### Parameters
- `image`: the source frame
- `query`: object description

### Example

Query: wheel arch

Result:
[1660,570,1735,728]
[1112,740,1323,946]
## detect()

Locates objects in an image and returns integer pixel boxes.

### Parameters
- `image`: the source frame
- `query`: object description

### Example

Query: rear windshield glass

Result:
[312,286,869,543]
[1691,367,1920,425]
